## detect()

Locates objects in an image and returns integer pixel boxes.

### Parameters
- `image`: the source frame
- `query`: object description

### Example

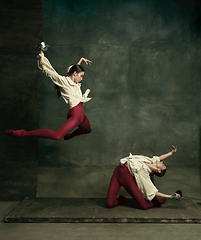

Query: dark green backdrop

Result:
[37,0,201,198]
[1,0,201,200]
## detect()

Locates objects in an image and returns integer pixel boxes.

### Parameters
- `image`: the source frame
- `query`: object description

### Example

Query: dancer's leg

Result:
[151,196,167,207]
[6,103,86,140]
[64,116,91,140]
[106,166,121,208]
[7,115,81,140]
[118,166,155,210]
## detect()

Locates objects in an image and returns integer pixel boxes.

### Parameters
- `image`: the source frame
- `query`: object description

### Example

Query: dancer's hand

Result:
[159,145,177,161]
[171,192,181,199]
[171,145,177,154]
[77,57,92,65]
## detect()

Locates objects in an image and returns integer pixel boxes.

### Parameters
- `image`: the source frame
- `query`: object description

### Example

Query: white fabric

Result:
[120,153,160,201]
[37,52,91,109]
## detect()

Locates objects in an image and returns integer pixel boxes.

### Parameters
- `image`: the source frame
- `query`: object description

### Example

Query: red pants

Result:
[107,164,166,210]
[6,102,91,140]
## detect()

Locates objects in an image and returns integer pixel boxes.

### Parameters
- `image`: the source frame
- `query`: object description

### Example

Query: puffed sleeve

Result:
[151,156,160,164]
[37,52,67,88]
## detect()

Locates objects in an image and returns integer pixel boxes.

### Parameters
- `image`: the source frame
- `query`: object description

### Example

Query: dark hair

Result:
[154,169,166,177]
[150,169,166,186]
[55,64,85,98]
[66,64,85,77]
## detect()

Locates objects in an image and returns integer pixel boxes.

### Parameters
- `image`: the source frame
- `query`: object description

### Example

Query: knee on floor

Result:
[106,199,117,208]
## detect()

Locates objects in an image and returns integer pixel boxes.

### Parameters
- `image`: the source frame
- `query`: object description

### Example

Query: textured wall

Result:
[37,0,201,198]
[0,0,43,201]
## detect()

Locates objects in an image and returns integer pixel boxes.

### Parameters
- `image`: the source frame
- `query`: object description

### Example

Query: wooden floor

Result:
[4,197,201,223]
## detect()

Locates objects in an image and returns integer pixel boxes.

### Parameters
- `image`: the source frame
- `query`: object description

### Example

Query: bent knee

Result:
[83,126,91,134]
[106,199,117,208]
[86,127,91,134]
[53,134,63,141]
[107,203,115,208]
[54,137,62,141]
[140,203,152,210]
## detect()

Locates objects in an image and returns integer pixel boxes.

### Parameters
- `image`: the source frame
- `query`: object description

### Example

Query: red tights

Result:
[6,102,91,141]
[107,164,167,210]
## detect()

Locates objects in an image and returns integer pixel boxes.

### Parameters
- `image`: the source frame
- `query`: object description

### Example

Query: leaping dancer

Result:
[7,43,92,141]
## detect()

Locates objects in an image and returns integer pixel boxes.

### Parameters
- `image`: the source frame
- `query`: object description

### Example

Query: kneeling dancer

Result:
[107,145,182,210]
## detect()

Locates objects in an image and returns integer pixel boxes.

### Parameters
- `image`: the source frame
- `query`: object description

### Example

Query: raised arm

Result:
[159,145,177,161]
[37,50,66,87]
[77,57,92,65]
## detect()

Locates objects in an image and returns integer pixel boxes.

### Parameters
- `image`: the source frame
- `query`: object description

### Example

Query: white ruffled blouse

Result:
[37,52,91,109]
[120,153,160,201]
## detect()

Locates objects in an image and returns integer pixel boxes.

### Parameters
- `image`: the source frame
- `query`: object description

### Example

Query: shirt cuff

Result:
[82,89,91,98]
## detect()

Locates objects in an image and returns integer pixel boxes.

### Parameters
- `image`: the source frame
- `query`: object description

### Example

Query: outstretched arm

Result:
[77,57,92,65]
[159,145,177,161]
[156,191,181,199]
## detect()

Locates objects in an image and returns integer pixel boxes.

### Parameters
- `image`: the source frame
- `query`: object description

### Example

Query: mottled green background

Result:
[1,0,201,201]
[36,0,201,198]
[0,0,43,201]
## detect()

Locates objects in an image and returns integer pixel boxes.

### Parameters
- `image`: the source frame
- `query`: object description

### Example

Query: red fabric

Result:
[7,102,91,140]
[106,164,166,210]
